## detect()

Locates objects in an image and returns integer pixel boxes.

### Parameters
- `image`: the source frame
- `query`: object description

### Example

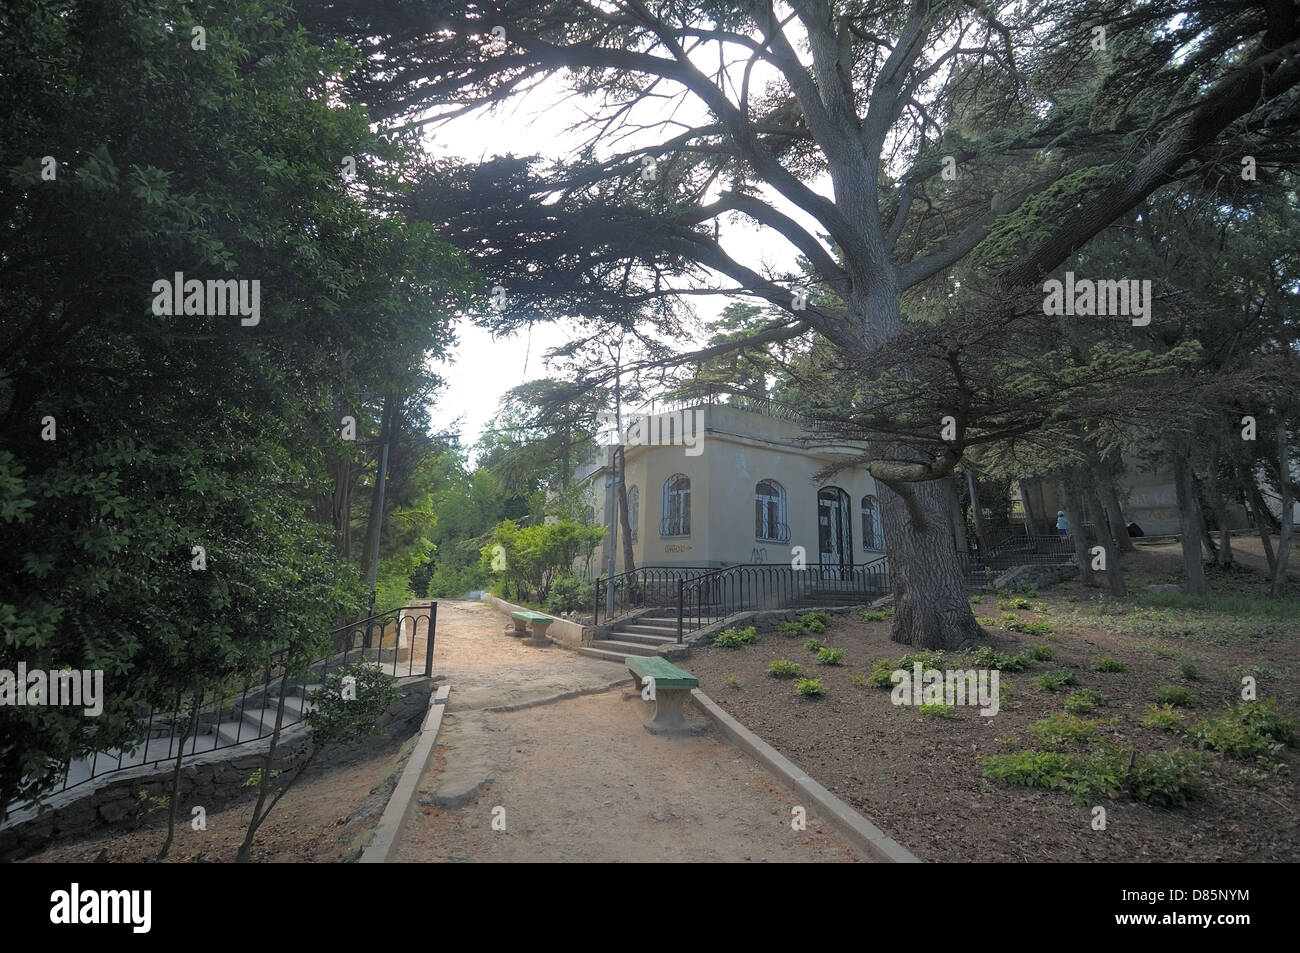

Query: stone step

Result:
[591,638,663,657]
[576,645,638,664]
[615,624,679,639]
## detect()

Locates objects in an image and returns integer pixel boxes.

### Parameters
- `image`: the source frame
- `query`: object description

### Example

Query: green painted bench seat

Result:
[625,656,698,690]
[508,609,554,644]
[627,656,699,735]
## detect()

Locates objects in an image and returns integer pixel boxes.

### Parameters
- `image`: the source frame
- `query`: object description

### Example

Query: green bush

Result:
[767,658,803,678]
[1006,619,1053,637]
[1030,713,1101,750]
[543,574,589,615]
[1026,645,1057,661]
[968,594,983,605]
[795,678,825,697]
[1177,660,1202,681]
[1064,688,1106,714]
[1034,670,1081,692]
[1092,655,1129,673]
[997,597,1032,611]
[898,649,944,669]
[1154,685,1196,708]
[816,647,845,666]
[1125,750,1208,807]
[849,673,868,687]
[806,619,827,634]
[1187,699,1297,759]
[919,704,956,719]
[776,620,804,636]
[802,637,825,652]
[972,646,1033,671]
[800,611,831,628]
[982,745,1205,808]
[859,608,894,623]
[714,625,758,648]
[866,659,896,688]
[1142,703,1185,733]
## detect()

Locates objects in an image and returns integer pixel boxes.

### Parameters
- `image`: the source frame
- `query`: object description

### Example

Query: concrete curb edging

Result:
[481,593,595,648]
[690,688,920,864]
[358,684,451,863]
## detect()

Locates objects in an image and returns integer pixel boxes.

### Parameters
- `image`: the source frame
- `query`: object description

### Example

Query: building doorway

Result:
[817,487,852,575]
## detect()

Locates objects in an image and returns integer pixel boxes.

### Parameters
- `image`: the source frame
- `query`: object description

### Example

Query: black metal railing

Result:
[593,566,714,626]
[957,534,1076,585]
[4,602,437,823]
[676,558,892,641]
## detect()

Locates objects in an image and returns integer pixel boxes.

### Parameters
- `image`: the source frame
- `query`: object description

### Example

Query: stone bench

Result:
[509,610,554,647]
[626,656,700,736]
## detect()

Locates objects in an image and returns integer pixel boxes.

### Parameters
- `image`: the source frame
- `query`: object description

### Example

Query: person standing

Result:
[1056,510,1068,537]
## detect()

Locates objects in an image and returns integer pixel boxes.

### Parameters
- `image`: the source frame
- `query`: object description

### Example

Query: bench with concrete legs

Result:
[626,656,701,736]
[510,609,555,646]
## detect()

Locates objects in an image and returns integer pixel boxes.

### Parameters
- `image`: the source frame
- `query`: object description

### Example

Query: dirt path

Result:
[397,601,864,862]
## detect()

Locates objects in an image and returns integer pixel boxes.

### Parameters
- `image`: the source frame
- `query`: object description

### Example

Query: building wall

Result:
[577,403,886,571]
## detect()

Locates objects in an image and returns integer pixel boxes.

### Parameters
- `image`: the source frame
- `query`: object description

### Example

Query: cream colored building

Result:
[574,397,887,574]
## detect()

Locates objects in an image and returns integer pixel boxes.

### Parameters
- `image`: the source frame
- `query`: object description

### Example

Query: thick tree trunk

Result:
[1173,453,1208,595]
[1233,457,1276,574]
[1060,478,1095,587]
[1086,482,1126,596]
[1271,421,1293,599]
[616,446,635,575]
[877,474,984,650]
[947,476,968,553]
[1099,473,1136,553]
[1206,459,1233,567]
[965,467,990,554]
[1018,479,1039,538]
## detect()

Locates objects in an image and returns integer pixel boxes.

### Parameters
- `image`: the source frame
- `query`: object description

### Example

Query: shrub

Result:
[767,659,803,678]
[919,704,955,719]
[816,647,845,666]
[982,745,1205,808]
[1187,699,1297,759]
[996,597,1033,611]
[866,660,896,688]
[1006,619,1053,637]
[1064,688,1106,714]
[1154,685,1196,708]
[1142,703,1184,733]
[1092,655,1129,673]
[859,608,894,623]
[1034,671,1081,692]
[800,611,832,628]
[981,750,1080,792]
[801,638,824,653]
[1030,713,1101,750]
[972,646,1033,671]
[776,620,804,637]
[806,619,827,634]
[1125,750,1208,807]
[898,649,944,669]
[795,677,825,697]
[849,673,868,687]
[1178,660,1202,681]
[1026,645,1056,661]
[714,625,758,648]
[543,574,588,615]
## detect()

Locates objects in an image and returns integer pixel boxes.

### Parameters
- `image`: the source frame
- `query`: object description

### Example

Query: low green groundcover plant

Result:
[1065,688,1106,714]
[1034,670,1082,692]
[816,646,845,666]
[776,620,804,637]
[802,637,825,652]
[981,746,1207,808]
[714,625,758,648]
[860,608,894,623]
[866,659,896,688]
[767,658,803,678]
[1187,699,1297,759]
[1154,684,1196,707]
[919,704,955,719]
[1029,712,1103,750]
[795,677,825,697]
[972,646,1034,672]
[1092,655,1129,673]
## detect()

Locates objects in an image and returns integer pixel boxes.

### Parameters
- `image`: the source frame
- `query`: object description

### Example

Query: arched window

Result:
[627,485,639,542]
[817,486,852,568]
[861,494,885,550]
[661,474,690,537]
[755,479,788,541]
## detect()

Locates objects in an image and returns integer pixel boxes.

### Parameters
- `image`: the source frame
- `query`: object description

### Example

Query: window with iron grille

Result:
[661,474,690,536]
[755,479,788,541]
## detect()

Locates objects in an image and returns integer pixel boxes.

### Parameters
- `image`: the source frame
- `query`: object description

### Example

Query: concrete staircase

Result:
[577,609,686,663]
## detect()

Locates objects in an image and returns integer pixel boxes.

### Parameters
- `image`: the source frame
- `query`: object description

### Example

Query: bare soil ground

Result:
[682,539,1299,862]
[396,688,862,863]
